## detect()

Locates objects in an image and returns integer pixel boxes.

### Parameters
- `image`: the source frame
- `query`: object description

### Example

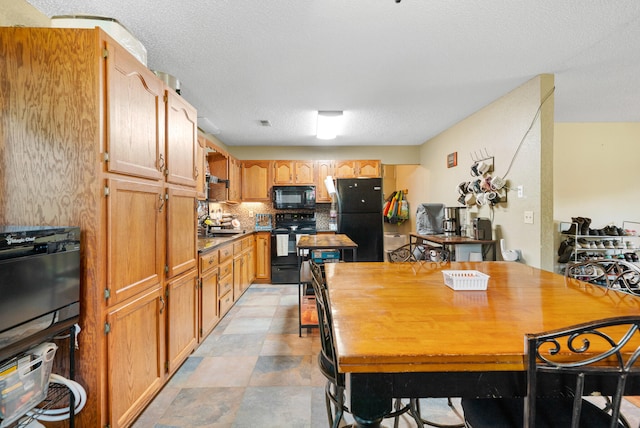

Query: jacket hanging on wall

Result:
[384,190,409,224]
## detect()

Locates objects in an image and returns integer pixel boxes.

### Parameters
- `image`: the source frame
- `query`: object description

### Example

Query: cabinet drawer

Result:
[199,251,219,273]
[219,259,233,279]
[218,273,233,298]
[233,241,243,255]
[219,245,233,263]
[219,291,233,315]
[242,236,253,250]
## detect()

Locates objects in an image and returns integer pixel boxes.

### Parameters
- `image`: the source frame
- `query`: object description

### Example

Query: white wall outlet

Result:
[524,211,534,224]
[249,210,254,217]
[517,185,524,198]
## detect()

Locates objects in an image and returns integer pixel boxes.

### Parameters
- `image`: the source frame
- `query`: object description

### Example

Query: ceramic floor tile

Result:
[233,305,278,318]
[232,386,312,428]
[182,356,258,388]
[268,316,303,334]
[155,387,244,428]
[193,333,266,357]
[260,333,314,356]
[222,317,272,334]
[235,293,281,306]
[249,355,312,387]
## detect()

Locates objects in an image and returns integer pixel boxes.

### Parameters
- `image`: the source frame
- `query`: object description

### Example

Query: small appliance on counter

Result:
[443,207,458,236]
[473,217,492,240]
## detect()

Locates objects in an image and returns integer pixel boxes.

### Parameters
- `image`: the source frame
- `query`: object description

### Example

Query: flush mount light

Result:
[316,111,343,140]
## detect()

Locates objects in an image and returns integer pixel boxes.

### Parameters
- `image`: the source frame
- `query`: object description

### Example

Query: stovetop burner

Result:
[274,212,316,233]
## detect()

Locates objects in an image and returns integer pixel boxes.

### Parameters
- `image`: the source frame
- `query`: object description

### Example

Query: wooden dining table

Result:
[323,260,640,428]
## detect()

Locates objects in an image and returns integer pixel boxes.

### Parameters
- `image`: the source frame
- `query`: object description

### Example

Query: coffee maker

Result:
[473,217,492,240]
[443,207,458,236]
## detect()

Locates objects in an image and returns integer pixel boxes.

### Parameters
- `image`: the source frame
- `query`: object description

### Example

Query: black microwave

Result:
[273,185,316,210]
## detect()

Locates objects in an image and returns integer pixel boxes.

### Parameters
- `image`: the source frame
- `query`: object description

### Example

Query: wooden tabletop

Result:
[324,261,640,374]
[296,234,358,250]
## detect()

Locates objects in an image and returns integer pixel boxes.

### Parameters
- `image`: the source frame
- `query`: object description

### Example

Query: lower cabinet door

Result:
[200,267,219,340]
[106,286,165,428]
[166,268,198,375]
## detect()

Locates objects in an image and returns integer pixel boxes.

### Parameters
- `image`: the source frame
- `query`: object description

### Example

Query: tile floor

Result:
[132,282,640,428]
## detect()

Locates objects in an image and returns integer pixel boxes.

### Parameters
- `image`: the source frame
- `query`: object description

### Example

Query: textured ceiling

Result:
[25,1,640,146]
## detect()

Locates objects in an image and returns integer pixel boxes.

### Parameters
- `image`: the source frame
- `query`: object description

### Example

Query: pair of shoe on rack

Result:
[563,217,591,235]
[591,225,627,236]
[557,239,574,263]
[624,252,639,262]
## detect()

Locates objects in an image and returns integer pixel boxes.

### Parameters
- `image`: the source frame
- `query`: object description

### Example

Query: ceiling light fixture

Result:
[316,111,344,140]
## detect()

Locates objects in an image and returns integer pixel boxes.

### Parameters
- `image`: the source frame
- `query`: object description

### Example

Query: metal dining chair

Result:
[461,316,640,428]
[565,259,640,295]
[308,260,416,428]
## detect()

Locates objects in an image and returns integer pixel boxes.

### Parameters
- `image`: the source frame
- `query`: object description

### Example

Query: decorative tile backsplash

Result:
[205,201,331,231]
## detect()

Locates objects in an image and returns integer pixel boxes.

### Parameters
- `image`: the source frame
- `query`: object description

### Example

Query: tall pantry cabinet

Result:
[0,27,198,428]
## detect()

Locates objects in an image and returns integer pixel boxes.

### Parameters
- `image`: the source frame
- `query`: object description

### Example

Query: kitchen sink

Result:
[206,229,245,238]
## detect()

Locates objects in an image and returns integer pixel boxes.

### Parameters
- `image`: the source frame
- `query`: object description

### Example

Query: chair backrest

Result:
[309,260,340,381]
[525,316,640,428]
[566,260,640,295]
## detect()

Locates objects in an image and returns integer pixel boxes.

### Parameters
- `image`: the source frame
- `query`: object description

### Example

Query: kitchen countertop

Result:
[198,229,252,253]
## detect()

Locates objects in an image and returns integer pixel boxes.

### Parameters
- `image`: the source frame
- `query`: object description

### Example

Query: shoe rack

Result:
[557,220,640,270]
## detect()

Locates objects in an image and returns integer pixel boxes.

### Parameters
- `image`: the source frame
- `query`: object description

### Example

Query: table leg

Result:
[348,373,392,428]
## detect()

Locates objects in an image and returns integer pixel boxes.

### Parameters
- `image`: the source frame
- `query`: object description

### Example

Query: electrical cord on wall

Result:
[502,86,556,179]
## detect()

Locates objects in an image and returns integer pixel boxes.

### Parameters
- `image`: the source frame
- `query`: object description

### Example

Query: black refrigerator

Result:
[336,177,384,262]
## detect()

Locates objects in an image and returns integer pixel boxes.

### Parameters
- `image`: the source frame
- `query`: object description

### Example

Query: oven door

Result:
[271,232,297,266]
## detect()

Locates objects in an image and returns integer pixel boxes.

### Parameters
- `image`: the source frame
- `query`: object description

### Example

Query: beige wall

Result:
[553,123,640,231]
[0,0,50,26]
[401,75,556,270]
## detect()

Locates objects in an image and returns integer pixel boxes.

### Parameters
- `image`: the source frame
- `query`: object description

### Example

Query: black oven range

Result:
[271,213,316,284]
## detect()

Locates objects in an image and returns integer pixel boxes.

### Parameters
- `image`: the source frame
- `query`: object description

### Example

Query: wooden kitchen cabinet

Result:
[199,251,220,340]
[0,26,208,428]
[165,268,198,375]
[255,232,271,282]
[218,243,234,317]
[233,236,253,299]
[228,155,242,202]
[106,42,165,181]
[316,160,335,202]
[165,90,198,188]
[334,160,381,178]
[106,177,165,306]
[166,185,198,279]
[273,160,316,185]
[106,286,165,428]
[241,160,271,201]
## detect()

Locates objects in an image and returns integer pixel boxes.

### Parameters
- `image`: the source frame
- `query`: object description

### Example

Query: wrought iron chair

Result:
[565,259,640,295]
[387,243,449,263]
[308,260,416,428]
[461,316,640,428]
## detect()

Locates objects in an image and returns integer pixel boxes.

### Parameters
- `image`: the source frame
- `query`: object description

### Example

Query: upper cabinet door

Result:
[316,160,334,203]
[241,160,271,201]
[273,161,294,185]
[294,161,316,185]
[106,40,165,181]
[165,90,198,187]
[273,160,315,185]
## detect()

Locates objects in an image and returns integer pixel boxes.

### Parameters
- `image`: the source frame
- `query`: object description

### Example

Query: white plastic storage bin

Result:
[384,233,408,254]
[442,270,490,291]
[0,343,57,427]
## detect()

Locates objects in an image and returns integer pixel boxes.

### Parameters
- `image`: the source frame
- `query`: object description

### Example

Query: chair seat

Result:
[461,397,624,428]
